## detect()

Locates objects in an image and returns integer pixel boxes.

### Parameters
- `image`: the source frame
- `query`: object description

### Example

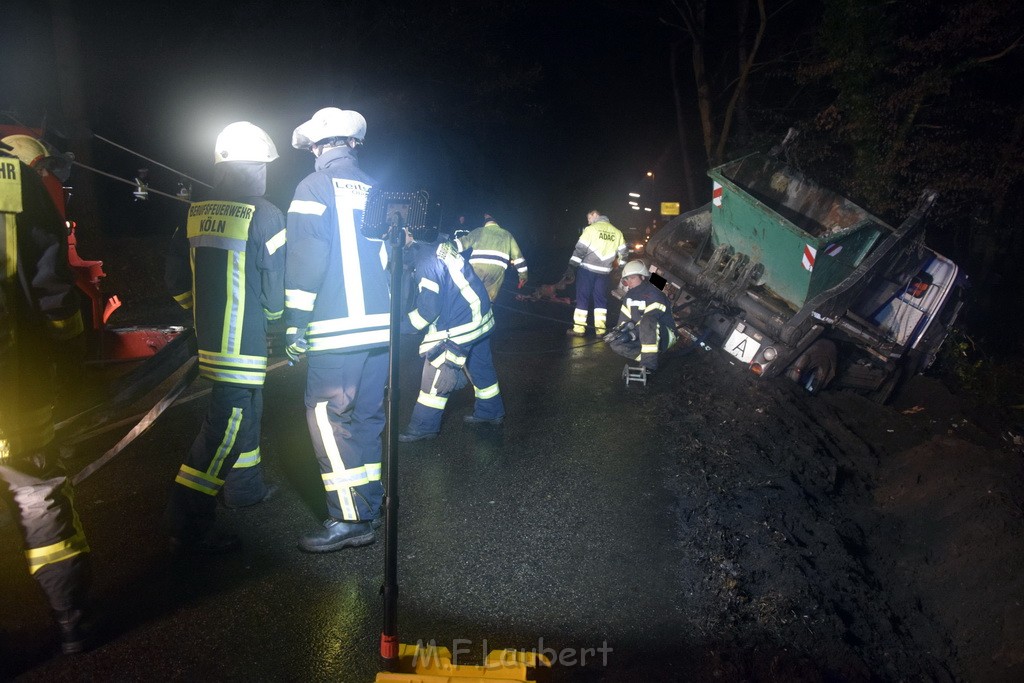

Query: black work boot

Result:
[298,519,375,553]
[54,608,87,655]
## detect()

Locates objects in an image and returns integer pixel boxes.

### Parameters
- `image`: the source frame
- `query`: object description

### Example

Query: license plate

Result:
[723,327,761,363]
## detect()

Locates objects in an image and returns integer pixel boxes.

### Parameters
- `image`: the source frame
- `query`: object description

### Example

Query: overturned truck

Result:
[645,152,965,402]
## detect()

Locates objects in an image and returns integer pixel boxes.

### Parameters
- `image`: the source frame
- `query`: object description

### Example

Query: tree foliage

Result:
[794,0,1024,278]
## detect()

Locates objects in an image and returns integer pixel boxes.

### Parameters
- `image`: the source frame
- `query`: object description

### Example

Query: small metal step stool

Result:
[623,364,650,387]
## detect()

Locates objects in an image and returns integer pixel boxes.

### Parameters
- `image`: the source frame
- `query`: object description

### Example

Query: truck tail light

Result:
[750,363,764,375]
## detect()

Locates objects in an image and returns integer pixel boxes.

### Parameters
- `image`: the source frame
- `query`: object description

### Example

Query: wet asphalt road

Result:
[0,297,689,681]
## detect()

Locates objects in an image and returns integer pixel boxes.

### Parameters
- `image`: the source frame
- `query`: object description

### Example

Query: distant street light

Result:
[628,192,640,198]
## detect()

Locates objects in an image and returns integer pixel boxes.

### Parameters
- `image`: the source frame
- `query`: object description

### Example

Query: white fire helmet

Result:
[291,107,367,149]
[622,260,649,280]
[1,135,48,168]
[214,122,278,164]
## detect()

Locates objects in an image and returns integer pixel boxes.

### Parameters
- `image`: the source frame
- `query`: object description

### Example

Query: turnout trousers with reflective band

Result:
[407,337,504,434]
[0,409,90,612]
[304,350,386,522]
[572,268,609,335]
[165,384,263,539]
[607,315,677,370]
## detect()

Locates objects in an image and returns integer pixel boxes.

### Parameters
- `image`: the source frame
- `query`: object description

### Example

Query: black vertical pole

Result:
[380,225,403,670]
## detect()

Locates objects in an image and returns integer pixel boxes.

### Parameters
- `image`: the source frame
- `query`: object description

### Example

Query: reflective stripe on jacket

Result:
[167,193,285,386]
[1,157,83,454]
[569,217,627,274]
[455,220,527,300]
[620,279,678,365]
[284,146,390,356]
[407,241,493,366]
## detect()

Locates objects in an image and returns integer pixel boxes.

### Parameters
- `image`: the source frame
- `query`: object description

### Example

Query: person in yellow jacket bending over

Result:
[454,214,527,301]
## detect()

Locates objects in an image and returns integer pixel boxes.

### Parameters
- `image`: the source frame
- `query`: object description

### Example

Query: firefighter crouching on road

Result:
[454,214,527,301]
[399,235,504,442]
[285,108,388,553]
[163,122,286,554]
[605,260,677,373]
[565,209,627,336]
[1,142,91,653]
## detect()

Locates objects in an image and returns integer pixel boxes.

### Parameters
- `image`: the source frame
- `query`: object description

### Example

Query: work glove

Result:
[433,362,464,394]
[285,329,309,364]
[562,267,576,285]
[518,276,527,289]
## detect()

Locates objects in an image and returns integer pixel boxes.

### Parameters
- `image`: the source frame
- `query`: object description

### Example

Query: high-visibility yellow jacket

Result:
[166,165,285,386]
[569,216,627,274]
[455,220,527,301]
[1,156,83,454]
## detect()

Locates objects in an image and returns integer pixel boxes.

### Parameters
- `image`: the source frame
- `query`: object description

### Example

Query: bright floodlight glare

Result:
[628,192,640,198]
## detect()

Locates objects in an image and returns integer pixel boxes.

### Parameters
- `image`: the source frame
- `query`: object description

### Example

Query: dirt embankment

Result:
[653,355,1024,681]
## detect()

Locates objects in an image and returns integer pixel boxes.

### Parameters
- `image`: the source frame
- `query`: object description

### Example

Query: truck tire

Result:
[869,348,923,405]
[786,339,838,395]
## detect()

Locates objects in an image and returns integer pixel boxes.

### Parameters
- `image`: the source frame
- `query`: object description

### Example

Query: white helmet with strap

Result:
[214,122,278,164]
[291,107,367,149]
[622,260,649,279]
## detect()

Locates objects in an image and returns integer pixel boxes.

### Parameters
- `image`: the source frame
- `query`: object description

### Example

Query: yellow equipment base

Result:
[375,643,551,682]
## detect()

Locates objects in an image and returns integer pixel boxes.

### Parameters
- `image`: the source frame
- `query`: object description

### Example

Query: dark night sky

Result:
[3,0,684,257]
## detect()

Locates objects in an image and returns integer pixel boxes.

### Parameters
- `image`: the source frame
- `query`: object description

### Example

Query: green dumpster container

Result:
[708,154,893,309]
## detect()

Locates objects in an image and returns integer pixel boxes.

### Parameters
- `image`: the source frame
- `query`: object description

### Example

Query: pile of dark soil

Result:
[652,354,1024,681]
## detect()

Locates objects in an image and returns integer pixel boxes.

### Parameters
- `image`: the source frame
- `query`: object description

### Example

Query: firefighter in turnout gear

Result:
[285,107,389,553]
[565,209,627,336]
[399,237,503,442]
[163,122,286,553]
[605,260,677,372]
[0,145,91,653]
[454,215,527,301]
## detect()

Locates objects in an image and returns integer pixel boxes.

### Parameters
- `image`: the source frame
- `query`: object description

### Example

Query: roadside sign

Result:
[660,201,680,216]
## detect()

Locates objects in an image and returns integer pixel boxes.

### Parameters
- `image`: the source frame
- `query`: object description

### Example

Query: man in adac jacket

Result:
[399,237,503,442]
[454,214,527,301]
[164,121,285,554]
[285,107,390,553]
[565,209,627,336]
[1,144,91,653]
[605,260,677,372]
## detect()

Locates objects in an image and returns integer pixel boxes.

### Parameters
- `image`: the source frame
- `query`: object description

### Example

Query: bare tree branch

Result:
[715,0,768,162]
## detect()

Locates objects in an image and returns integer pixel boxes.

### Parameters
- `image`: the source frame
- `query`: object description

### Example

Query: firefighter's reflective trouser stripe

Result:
[572,268,609,335]
[0,412,90,611]
[165,384,261,540]
[407,337,503,435]
[304,350,386,522]
[607,315,678,371]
